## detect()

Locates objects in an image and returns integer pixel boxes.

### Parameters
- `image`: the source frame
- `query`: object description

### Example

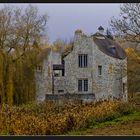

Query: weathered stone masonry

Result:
[35,27,128,102]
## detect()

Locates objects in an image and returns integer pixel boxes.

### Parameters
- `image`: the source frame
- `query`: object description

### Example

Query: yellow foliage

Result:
[5,56,14,106]
[125,48,140,60]
[0,101,135,135]
[0,52,5,104]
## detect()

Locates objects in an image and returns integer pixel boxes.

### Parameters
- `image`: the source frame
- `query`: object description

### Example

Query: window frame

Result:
[78,54,88,68]
[98,65,102,76]
[78,79,88,92]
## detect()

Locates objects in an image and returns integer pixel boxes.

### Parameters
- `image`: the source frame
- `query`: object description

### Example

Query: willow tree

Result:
[0,5,48,105]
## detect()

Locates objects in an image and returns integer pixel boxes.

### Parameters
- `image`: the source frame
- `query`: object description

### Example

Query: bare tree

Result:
[0,5,48,105]
[110,3,140,43]
[0,5,48,61]
[110,4,140,99]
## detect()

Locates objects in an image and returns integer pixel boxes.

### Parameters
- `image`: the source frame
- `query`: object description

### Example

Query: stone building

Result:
[35,26,128,102]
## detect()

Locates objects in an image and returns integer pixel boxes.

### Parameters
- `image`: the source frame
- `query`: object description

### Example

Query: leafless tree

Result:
[110,4,140,98]
[0,5,48,61]
[110,3,140,43]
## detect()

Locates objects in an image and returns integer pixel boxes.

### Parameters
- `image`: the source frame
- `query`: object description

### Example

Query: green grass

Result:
[66,111,140,135]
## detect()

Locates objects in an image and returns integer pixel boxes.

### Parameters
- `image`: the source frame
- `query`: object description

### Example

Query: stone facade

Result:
[35,50,62,101]
[35,28,128,102]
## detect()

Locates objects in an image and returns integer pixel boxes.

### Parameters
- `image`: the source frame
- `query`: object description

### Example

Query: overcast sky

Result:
[0,3,121,43]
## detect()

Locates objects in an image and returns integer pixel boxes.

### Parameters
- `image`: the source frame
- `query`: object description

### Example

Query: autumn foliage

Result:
[0,100,136,135]
[125,48,140,97]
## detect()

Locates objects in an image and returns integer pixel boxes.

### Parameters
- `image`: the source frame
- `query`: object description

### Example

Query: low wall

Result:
[46,93,95,103]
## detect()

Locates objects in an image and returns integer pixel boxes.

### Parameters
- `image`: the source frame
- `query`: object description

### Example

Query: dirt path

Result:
[78,120,140,135]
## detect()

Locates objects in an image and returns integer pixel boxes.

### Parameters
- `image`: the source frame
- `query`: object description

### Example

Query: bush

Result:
[115,102,136,115]
[0,100,137,135]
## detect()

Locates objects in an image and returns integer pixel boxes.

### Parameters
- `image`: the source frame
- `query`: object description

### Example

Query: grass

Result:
[66,94,140,135]
[0,99,138,135]
[66,111,140,135]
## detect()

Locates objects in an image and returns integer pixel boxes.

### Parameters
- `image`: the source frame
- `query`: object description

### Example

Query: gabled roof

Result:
[92,32,127,59]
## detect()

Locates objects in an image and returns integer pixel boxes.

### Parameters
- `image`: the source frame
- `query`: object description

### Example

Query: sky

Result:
[0,3,121,44]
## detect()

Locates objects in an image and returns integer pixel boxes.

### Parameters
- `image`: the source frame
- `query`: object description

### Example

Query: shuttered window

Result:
[78,54,88,68]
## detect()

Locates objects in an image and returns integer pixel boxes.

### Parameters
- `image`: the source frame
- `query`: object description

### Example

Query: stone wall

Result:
[63,31,127,102]
[64,33,93,94]
[35,51,62,101]
[35,56,51,101]
[92,40,127,101]
[54,77,66,94]
[35,30,127,103]
[46,93,95,103]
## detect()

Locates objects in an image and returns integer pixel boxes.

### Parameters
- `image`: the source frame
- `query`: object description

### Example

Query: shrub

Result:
[115,102,136,115]
[0,100,137,135]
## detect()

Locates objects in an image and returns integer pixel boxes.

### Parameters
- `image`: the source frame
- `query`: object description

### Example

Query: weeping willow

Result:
[0,52,14,105]
[0,51,5,104]
[13,50,38,105]
[0,48,39,106]
[5,55,14,106]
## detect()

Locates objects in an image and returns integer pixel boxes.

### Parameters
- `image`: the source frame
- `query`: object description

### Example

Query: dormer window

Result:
[109,47,116,54]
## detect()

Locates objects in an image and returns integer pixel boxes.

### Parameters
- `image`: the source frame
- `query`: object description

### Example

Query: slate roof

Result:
[92,32,127,59]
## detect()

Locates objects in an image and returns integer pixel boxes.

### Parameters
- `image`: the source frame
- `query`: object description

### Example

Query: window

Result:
[78,80,82,92]
[78,54,88,68]
[84,79,88,91]
[123,83,125,93]
[58,90,64,93]
[78,79,88,92]
[98,65,102,76]
[36,65,42,72]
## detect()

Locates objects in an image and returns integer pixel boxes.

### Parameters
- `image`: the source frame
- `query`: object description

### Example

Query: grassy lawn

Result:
[66,111,140,135]
[0,95,139,135]
[66,95,140,136]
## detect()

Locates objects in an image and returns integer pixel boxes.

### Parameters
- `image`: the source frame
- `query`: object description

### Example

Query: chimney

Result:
[74,29,82,41]
[98,26,104,34]
[75,29,82,35]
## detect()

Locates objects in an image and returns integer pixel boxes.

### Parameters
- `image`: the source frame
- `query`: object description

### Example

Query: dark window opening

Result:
[123,83,125,93]
[78,79,88,92]
[62,69,65,76]
[78,54,88,68]
[98,65,102,76]
[62,59,65,65]
[58,90,64,93]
